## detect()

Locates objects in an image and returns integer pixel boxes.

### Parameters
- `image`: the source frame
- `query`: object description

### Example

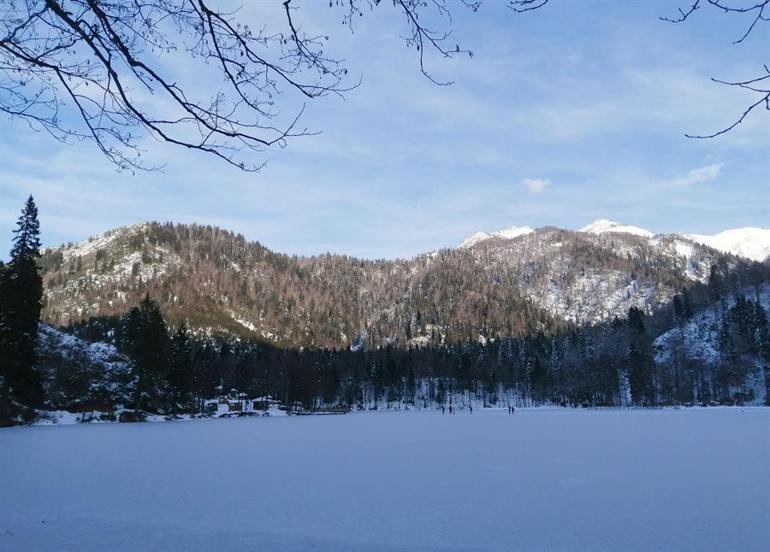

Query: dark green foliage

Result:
[36,326,133,413]
[1,196,44,422]
[122,294,171,411]
[713,293,770,405]
[31,270,770,418]
[168,324,193,405]
[626,307,653,405]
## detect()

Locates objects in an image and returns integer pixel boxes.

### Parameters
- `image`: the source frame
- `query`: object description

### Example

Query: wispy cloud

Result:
[667,162,724,188]
[522,178,551,193]
[0,2,767,258]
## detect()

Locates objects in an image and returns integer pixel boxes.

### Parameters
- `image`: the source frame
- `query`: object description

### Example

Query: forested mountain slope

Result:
[40,222,769,350]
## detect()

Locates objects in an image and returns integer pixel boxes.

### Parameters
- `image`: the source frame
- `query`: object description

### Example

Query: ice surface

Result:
[1,408,768,551]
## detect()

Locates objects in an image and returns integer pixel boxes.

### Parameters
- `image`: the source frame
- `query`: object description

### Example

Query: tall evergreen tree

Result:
[0,260,9,422]
[627,307,652,405]
[168,324,193,408]
[0,196,44,420]
[123,294,171,411]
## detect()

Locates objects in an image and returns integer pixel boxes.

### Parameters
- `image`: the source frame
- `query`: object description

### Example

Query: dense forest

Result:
[63,281,769,419]
[40,221,760,349]
[2,200,769,426]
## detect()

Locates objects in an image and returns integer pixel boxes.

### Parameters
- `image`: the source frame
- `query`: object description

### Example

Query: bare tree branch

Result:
[509,0,550,13]
[1,0,357,172]
[1,0,766,171]
[660,1,701,23]
[660,0,769,137]
[686,67,770,138]
[514,0,769,139]
[0,0,485,172]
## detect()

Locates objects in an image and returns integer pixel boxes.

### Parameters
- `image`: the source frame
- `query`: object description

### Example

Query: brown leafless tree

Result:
[1,1,765,173]
[0,0,478,172]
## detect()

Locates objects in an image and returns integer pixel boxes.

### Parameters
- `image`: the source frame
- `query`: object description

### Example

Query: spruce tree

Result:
[0,196,44,418]
[123,294,170,412]
[627,307,652,405]
[0,260,9,422]
[168,324,193,407]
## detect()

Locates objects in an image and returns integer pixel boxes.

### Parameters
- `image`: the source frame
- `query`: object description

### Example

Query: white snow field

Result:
[1,408,768,551]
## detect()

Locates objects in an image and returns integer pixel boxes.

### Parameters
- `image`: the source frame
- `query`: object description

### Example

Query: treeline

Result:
[67,284,770,415]
[3,200,770,426]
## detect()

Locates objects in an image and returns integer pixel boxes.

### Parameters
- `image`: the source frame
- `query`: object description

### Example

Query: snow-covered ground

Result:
[1,408,768,551]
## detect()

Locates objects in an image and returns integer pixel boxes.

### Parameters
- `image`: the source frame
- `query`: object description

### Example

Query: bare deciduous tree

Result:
[0,0,477,171]
[1,1,765,173]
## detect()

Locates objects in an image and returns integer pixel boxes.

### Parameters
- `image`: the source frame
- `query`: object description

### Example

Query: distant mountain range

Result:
[39,220,770,350]
[461,219,770,262]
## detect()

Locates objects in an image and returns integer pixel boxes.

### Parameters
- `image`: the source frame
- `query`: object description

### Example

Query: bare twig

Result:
[661,0,769,138]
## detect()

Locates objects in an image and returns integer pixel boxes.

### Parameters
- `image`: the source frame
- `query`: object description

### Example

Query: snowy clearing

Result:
[1,408,768,551]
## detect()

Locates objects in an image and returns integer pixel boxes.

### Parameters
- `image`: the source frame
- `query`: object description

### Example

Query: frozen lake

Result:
[1,408,768,551]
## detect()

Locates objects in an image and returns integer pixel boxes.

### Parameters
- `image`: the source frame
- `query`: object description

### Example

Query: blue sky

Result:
[1,1,768,259]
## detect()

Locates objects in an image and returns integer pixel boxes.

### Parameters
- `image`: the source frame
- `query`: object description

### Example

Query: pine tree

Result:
[168,324,193,408]
[0,196,44,419]
[123,294,171,412]
[0,260,9,422]
[627,307,652,405]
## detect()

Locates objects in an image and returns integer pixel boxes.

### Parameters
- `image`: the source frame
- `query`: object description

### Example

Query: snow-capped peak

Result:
[684,228,770,263]
[495,226,535,240]
[579,219,654,238]
[458,226,533,248]
[458,231,492,249]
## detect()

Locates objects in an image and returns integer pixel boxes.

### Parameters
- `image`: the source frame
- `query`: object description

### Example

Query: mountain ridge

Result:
[38,220,770,351]
[460,219,770,262]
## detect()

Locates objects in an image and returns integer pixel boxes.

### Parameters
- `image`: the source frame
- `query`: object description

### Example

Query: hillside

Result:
[653,285,770,404]
[39,221,770,350]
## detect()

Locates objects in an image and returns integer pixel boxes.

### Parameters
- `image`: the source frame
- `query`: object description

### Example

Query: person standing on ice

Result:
[442,405,445,414]
[469,404,473,414]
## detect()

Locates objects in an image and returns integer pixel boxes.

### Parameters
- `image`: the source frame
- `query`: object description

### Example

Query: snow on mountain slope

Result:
[458,231,493,249]
[653,284,770,404]
[458,219,655,249]
[647,235,718,284]
[51,223,151,260]
[462,229,681,326]
[495,225,535,240]
[458,226,533,248]
[36,324,134,411]
[37,324,132,380]
[40,222,770,347]
[685,228,770,263]
[525,270,658,326]
[579,219,654,238]
[459,220,770,265]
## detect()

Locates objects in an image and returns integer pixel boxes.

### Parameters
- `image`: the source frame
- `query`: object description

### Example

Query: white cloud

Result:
[522,178,551,193]
[668,162,724,187]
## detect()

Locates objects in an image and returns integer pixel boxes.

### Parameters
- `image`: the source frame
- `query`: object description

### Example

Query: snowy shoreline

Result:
[20,403,769,428]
